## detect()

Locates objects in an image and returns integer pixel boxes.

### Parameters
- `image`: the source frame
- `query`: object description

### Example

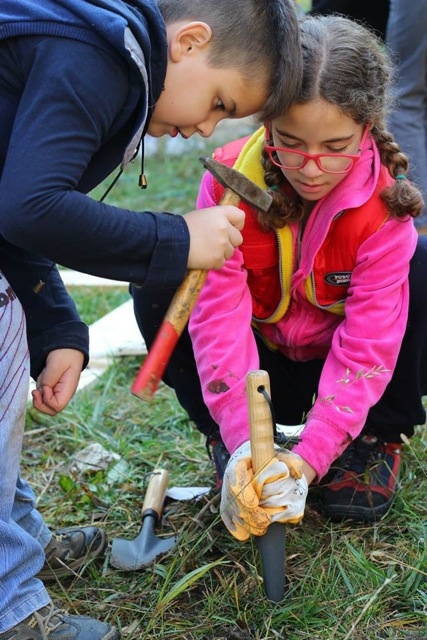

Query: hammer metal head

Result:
[200,156,273,213]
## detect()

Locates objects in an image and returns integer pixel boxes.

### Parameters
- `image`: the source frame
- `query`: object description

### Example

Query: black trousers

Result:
[131,236,427,444]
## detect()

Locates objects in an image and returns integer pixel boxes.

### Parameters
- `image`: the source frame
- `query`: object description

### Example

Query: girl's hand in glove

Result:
[220,441,308,541]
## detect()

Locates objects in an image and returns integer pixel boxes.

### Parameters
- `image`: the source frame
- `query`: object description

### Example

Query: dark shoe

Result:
[0,604,118,640]
[323,435,401,522]
[37,526,108,582]
[206,431,230,490]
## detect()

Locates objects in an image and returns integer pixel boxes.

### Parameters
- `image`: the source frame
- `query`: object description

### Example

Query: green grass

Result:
[89,133,233,215]
[68,286,130,326]
[295,0,312,14]
[23,137,427,639]
[24,359,427,640]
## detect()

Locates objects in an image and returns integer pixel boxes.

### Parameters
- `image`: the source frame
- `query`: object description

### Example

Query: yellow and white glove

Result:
[220,441,308,541]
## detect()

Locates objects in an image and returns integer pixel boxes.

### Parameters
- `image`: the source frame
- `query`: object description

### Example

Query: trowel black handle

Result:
[141,468,169,521]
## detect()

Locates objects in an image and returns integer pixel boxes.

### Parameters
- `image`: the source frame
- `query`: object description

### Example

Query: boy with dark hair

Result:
[0,1,302,638]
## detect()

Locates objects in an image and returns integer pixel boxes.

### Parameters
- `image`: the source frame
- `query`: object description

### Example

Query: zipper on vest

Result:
[251,226,288,325]
[309,271,347,310]
[308,208,348,311]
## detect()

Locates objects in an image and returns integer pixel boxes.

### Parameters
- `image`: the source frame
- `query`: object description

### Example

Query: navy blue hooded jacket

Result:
[0,0,188,375]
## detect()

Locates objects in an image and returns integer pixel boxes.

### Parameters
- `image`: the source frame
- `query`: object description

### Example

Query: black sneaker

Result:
[206,431,230,490]
[323,435,401,522]
[37,526,108,582]
[0,604,118,640]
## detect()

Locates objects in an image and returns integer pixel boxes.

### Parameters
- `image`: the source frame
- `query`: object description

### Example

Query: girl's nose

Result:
[299,158,323,178]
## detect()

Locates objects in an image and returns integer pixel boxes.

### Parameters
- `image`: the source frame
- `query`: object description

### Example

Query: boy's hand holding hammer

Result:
[184,205,245,270]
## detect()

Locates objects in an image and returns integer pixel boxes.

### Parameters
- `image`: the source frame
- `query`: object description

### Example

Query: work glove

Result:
[220,441,308,541]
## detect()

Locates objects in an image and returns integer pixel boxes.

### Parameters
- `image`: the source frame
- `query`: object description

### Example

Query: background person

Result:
[386,0,427,232]
[308,0,390,40]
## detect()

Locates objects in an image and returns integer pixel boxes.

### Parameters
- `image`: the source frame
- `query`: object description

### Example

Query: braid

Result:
[372,125,425,218]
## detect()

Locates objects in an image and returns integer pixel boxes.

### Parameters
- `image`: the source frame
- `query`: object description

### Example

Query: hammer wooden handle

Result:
[131,188,241,401]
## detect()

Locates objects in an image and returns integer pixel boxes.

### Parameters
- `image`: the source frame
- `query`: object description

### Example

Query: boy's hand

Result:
[184,205,245,269]
[220,441,308,541]
[32,348,85,415]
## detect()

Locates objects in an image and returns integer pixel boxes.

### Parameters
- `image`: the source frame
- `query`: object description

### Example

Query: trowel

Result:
[109,468,177,571]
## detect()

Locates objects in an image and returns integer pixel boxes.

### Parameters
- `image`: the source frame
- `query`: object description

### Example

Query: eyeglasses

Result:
[264,124,369,174]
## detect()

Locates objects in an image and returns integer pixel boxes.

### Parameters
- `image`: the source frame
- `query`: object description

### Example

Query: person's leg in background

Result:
[386,0,427,231]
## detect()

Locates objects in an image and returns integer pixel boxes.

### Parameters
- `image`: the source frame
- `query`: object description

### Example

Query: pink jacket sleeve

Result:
[292,217,417,478]
[192,171,258,454]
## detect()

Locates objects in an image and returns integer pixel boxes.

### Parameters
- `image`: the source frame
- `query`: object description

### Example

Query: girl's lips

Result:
[297,181,325,194]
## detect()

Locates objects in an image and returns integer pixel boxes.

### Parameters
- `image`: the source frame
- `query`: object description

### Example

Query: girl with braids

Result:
[191,13,426,536]
[138,13,427,540]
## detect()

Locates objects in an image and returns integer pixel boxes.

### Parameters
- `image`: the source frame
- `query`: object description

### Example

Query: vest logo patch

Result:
[324,272,351,286]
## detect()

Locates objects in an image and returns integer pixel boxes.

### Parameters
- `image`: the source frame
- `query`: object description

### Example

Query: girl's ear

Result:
[168,22,213,61]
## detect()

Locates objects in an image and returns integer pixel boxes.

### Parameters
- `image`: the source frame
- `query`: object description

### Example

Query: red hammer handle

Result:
[131,268,207,400]
[131,188,241,401]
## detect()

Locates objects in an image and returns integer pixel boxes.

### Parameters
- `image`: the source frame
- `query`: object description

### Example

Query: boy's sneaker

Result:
[37,526,108,582]
[323,435,401,522]
[0,604,118,640]
[206,431,230,490]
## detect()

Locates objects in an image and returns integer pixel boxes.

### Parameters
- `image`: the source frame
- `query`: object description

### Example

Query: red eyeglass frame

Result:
[264,123,369,174]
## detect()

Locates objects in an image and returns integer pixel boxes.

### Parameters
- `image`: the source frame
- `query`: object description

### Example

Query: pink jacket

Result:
[189,128,418,479]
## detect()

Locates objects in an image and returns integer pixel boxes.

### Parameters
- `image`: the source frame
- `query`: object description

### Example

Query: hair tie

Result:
[269,185,279,191]
[395,174,406,181]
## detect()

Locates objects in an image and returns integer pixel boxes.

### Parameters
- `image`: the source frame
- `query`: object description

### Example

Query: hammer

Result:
[131,157,273,401]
